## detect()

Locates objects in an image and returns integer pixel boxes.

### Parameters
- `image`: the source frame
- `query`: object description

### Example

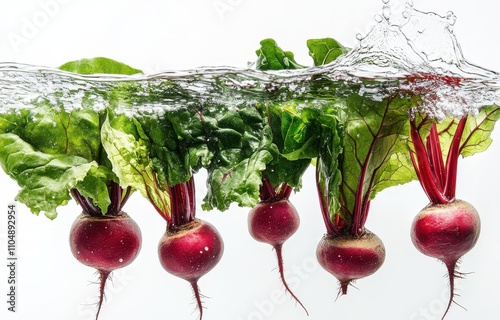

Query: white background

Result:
[1,1,500,320]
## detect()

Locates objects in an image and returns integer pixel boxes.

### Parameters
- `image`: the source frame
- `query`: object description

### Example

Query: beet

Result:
[158,219,224,320]
[70,211,142,319]
[248,199,308,314]
[411,199,480,320]
[316,229,386,295]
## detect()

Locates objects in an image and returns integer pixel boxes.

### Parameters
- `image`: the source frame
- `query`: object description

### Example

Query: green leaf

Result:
[254,40,316,190]
[338,93,415,226]
[202,106,275,210]
[317,112,344,222]
[0,105,101,161]
[101,114,171,216]
[307,38,349,66]
[413,104,500,161]
[74,166,116,214]
[59,57,143,75]
[263,102,321,189]
[460,105,500,157]
[255,38,306,71]
[0,133,96,219]
[203,149,273,210]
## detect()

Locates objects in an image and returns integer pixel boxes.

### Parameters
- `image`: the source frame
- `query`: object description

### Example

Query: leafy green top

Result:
[0,58,142,219]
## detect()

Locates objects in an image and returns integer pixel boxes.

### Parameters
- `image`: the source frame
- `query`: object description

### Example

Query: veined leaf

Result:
[339,93,414,230]
[460,105,500,157]
[101,114,171,217]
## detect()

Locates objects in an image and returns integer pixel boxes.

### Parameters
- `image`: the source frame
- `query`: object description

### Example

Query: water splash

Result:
[0,1,499,120]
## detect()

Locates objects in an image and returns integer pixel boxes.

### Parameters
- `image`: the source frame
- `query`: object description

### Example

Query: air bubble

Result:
[446,11,457,26]
[382,5,391,20]
[119,258,123,263]
[375,14,383,23]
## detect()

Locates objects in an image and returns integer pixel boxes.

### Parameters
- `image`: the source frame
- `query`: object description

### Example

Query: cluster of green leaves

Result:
[102,100,276,219]
[0,100,111,219]
[0,58,141,219]
[255,38,418,234]
[255,37,350,192]
[0,41,499,228]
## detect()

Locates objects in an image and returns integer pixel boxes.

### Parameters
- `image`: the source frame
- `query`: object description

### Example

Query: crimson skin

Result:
[69,211,142,320]
[411,199,481,320]
[158,219,224,283]
[157,219,224,320]
[69,211,142,272]
[316,229,386,295]
[248,199,300,246]
[247,199,308,315]
[411,199,480,263]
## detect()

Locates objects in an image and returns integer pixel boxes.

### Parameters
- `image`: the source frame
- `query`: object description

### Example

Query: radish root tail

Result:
[95,270,110,320]
[190,281,204,320]
[442,259,466,320]
[274,244,309,316]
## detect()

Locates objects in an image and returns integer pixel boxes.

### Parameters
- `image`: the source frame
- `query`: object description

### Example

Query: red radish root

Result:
[316,229,386,295]
[248,199,308,315]
[69,211,142,320]
[158,219,224,320]
[411,199,480,320]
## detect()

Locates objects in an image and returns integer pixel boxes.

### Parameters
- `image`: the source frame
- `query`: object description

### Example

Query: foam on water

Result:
[0,1,499,119]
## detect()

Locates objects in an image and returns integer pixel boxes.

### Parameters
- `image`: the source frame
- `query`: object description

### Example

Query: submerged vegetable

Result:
[407,104,500,319]
[309,37,416,295]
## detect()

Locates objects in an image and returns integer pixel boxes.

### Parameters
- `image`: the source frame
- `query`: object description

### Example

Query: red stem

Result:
[360,200,371,229]
[71,182,132,217]
[444,117,467,199]
[120,187,132,210]
[427,124,446,191]
[410,118,448,204]
[259,178,275,201]
[315,165,337,235]
[169,176,196,229]
[71,189,94,214]
[259,178,292,202]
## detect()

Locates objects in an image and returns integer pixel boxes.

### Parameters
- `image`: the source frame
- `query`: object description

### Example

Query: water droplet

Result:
[382,4,391,20]
[204,246,209,251]
[356,33,363,41]
[446,11,457,26]
[374,14,383,23]
[119,258,123,263]
[382,0,390,4]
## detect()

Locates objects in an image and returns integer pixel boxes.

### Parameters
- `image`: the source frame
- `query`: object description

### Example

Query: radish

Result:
[70,182,141,320]
[158,218,223,319]
[408,113,488,319]
[316,230,385,295]
[156,177,224,320]
[101,111,226,319]
[247,179,308,315]
[313,94,411,296]
[411,200,480,264]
